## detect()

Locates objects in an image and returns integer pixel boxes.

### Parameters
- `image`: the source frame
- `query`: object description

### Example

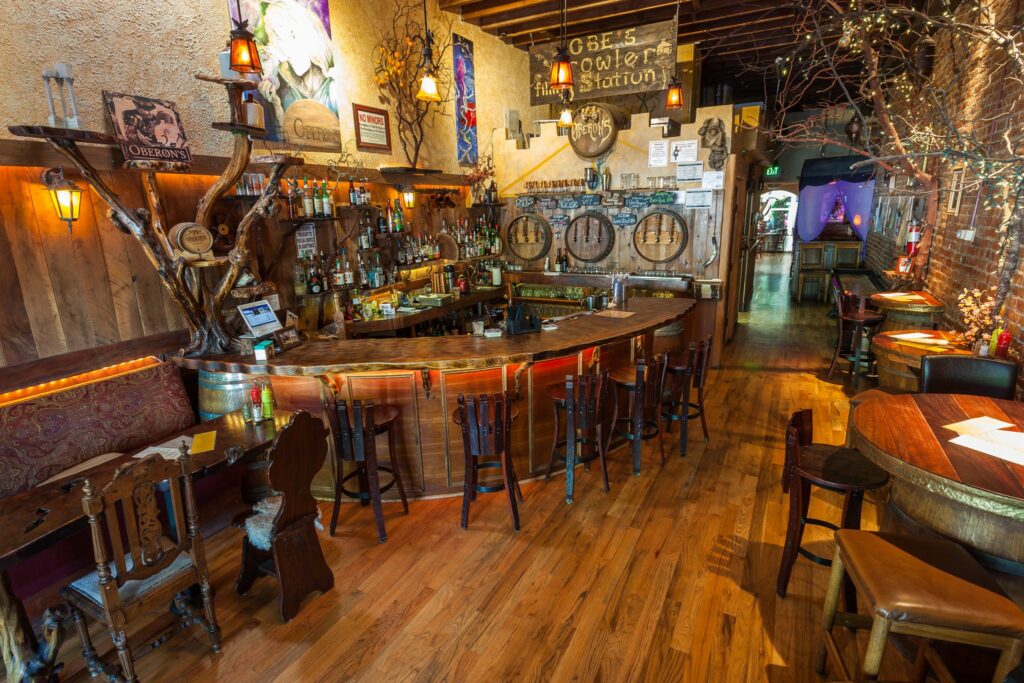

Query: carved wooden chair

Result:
[62,446,220,683]
[235,411,335,622]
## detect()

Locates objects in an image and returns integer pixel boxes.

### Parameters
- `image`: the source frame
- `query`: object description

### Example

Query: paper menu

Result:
[133,435,195,461]
[951,431,1024,466]
[890,332,933,340]
[943,416,1015,436]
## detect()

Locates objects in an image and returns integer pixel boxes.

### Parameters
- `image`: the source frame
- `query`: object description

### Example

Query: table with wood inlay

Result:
[0,411,293,683]
[851,393,1024,571]
[868,290,945,331]
[870,330,972,391]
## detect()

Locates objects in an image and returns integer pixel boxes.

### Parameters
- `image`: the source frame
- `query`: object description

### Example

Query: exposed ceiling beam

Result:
[504,1,679,40]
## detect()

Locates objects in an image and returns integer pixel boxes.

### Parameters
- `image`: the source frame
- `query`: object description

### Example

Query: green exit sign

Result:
[765,165,782,177]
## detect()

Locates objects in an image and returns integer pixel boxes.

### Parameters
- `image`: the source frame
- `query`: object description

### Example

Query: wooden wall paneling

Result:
[90,171,145,341]
[106,170,172,336]
[0,208,37,367]
[19,167,95,351]
[344,372,427,496]
[0,168,67,358]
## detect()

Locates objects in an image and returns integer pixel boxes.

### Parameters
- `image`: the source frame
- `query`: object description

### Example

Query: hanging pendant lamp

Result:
[229,0,263,74]
[557,92,573,128]
[665,77,683,110]
[549,0,573,90]
[416,0,442,102]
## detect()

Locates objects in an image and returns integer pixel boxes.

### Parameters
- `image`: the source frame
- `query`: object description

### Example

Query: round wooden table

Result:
[869,290,944,331]
[851,393,1024,571]
[870,330,971,391]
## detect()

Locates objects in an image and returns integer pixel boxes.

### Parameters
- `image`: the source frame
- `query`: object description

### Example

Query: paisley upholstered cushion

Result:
[0,363,195,498]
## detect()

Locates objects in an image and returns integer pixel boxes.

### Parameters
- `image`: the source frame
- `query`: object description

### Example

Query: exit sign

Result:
[765,165,782,177]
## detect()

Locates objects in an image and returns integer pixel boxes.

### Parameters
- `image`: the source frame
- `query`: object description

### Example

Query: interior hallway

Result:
[55,253,913,682]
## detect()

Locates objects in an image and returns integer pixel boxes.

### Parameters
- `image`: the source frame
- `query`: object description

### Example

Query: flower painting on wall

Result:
[230,0,343,151]
[453,33,478,166]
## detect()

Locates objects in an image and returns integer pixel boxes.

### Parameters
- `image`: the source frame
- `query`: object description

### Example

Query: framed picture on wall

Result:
[946,167,965,214]
[352,104,392,153]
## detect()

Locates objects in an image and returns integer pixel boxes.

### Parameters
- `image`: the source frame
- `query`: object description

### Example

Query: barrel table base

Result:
[873,354,920,391]
[886,478,1024,570]
[878,310,939,333]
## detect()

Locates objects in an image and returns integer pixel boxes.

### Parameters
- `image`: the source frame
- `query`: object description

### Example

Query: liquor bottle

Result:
[357,254,368,288]
[293,257,307,297]
[308,257,322,295]
[554,248,563,273]
[323,180,335,217]
[341,248,354,285]
[348,178,357,206]
[312,179,324,217]
[242,91,265,130]
[294,181,306,218]
[302,177,315,217]
[332,251,345,289]
[392,199,404,232]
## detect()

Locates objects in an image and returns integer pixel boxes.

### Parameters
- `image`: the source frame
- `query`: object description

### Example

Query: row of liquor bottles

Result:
[284,177,374,220]
[439,217,503,260]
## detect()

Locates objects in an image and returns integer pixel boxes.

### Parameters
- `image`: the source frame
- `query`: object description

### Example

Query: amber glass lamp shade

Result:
[42,168,82,233]
[665,79,684,110]
[549,47,573,89]
[416,72,442,102]
[230,26,263,74]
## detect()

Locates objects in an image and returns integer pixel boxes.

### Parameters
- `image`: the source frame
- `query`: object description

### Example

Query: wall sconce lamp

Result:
[402,188,416,209]
[229,0,263,74]
[665,77,684,110]
[42,168,82,233]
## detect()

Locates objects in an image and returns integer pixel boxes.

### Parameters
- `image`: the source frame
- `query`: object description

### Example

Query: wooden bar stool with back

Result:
[453,392,523,531]
[609,353,669,475]
[543,370,612,504]
[662,335,713,456]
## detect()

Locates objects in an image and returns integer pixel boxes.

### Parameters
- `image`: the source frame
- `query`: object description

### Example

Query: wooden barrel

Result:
[197,370,255,421]
[874,355,920,391]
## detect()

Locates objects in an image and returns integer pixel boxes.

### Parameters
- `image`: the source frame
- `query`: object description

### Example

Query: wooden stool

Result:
[777,409,889,605]
[325,399,409,543]
[543,370,611,504]
[818,530,1024,682]
[609,354,668,475]
[662,335,712,456]
[453,393,523,531]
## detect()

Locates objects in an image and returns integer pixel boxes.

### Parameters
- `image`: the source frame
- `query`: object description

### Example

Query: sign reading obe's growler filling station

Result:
[528,19,678,105]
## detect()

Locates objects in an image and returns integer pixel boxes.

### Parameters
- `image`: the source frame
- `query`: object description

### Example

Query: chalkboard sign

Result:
[528,19,678,105]
[558,197,582,210]
[537,197,558,211]
[579,193,601,206]
[613,213,637,227]
[649,191,680,205]
[601,193,625,208]
[625,194,651,209]
[549,214,571,229]
[515,196,536,209]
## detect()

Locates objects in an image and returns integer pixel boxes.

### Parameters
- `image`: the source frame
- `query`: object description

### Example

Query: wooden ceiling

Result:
[441,0,808,103]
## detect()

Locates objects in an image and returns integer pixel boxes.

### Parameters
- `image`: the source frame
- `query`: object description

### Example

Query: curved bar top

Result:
[173,297,695,375]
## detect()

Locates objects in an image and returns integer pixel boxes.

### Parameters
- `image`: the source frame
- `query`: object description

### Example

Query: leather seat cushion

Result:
[798,445,889,490]
[837,530,1024,638]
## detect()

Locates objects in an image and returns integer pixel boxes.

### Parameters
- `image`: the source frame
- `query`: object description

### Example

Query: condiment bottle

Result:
[261,381,274,419]
[996,329,1012,358]
[250,382,263,423]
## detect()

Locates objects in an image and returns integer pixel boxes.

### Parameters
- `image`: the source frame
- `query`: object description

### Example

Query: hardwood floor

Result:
[56,254,911,681]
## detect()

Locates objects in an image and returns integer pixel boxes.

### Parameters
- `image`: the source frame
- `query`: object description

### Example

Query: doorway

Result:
[757,190,798,254]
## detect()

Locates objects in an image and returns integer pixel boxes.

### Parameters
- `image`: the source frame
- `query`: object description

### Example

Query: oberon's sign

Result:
[529,20,677,105]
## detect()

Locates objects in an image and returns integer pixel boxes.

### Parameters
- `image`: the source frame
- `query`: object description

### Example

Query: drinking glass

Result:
[647,177,658,189]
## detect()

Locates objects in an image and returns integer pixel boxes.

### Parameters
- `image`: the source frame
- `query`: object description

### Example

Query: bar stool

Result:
[828,289,885,387]
[325,398,409,543]
[818,530,1024,682]
[777,409,889,605]
[609,354,668,475]
[662,335,712,456]
[543,370,611,504]
[453,393,523,531]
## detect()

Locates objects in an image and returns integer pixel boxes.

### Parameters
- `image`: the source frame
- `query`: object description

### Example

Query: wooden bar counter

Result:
[174,297,695,499]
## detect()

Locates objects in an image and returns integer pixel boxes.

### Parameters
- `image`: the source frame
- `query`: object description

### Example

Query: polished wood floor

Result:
[57,254,912,681]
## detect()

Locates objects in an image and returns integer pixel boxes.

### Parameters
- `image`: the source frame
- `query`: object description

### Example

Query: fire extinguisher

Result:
[905,219,922,257]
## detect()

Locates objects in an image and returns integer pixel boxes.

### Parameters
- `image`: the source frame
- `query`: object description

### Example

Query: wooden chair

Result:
[818,530,1024,683]
[609,354,669,475]
[777,409,889,605]
[325,398,409,543]
[235,411,334,622]
[453,393,523,531]
[62,447,220,682]
[544,370,612,504]
[834,242,863,269]
[827,286,885,387]
[796,243,827,303]
[662,335,713,456]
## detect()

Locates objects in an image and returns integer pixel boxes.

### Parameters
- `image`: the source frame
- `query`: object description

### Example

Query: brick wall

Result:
[867,0,1024,345]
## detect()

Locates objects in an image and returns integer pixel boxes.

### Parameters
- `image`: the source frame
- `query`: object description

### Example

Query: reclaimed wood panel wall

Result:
[0,167,189,369]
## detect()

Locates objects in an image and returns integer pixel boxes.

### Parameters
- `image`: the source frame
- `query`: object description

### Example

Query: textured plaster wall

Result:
[0,0,542,173]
